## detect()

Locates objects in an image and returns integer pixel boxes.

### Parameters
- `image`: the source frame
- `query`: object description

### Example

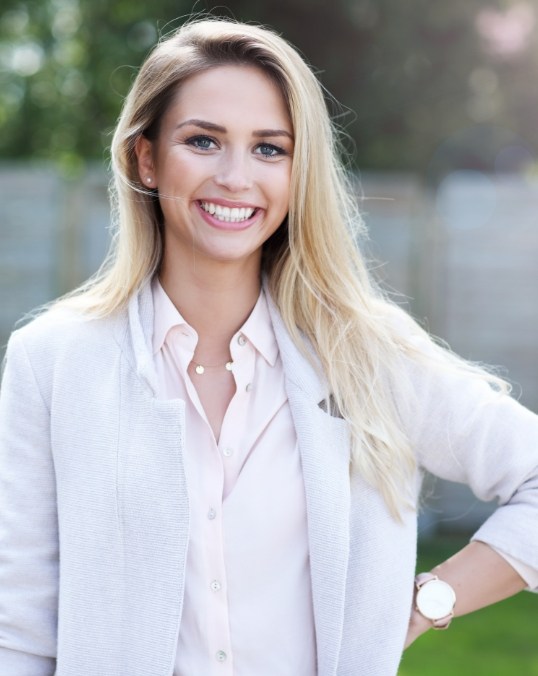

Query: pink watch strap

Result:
[432,613,454,630]
[415,572,437,587]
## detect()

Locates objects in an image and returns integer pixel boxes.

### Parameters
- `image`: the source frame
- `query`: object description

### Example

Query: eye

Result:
[185,135,217,150]
[255,143,287,158]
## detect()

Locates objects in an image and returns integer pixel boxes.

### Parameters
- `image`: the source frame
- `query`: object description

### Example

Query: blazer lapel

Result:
[267,296,351,676]
[116,287,190,674]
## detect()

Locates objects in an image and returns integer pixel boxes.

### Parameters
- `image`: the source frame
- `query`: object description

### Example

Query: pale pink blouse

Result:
[151,281,317,676]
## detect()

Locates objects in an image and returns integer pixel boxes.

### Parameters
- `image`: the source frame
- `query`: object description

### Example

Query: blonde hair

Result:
[58,18,508,517]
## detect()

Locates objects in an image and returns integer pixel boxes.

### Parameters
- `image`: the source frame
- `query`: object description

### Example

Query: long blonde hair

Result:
[58,18,508,517]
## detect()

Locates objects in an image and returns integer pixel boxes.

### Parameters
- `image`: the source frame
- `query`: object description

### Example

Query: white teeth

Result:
[200,201,255,223]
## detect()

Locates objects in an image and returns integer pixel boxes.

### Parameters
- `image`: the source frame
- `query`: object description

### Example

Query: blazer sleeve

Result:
[399,336,538,586]
[0,332,57,674]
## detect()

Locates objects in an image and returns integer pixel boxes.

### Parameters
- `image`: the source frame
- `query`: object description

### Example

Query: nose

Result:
[214,149,253,193]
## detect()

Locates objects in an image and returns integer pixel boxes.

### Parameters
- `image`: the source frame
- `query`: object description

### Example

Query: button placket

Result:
[195,328,252,674]
[219,335,256,496]
[195,428,230,674]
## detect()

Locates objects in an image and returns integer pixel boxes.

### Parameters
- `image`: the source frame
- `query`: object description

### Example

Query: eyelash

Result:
[184,135,288,158]
[256,143,287,158]
[186,135,216,150]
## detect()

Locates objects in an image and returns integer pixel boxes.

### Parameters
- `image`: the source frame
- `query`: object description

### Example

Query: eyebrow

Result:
[176,118,294,140]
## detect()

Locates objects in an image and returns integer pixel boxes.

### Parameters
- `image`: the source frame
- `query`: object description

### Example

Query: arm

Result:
[0,332,58,674]
[405,540,527,647]
[395,330,538,648]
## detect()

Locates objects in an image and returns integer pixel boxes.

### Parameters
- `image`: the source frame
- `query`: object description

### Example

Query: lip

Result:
[195,200,262,231]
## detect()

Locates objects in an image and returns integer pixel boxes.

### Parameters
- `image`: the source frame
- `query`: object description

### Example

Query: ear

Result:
[135,135,157,189]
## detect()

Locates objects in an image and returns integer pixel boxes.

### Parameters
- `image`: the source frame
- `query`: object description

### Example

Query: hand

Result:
[404,607,431,649]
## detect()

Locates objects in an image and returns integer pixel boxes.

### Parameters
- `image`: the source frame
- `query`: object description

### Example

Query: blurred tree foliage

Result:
[1,0,537,176]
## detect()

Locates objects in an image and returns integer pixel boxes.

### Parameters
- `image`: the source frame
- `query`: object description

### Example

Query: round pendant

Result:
[225,361,233,371]
[195,364,205,375]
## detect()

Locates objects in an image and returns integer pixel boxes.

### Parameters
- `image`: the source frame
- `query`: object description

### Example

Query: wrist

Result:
[414,572,456,630]
[405,606,432,648]
[409,605,432,633]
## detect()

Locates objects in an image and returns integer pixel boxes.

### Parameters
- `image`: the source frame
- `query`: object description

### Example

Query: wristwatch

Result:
[414,572,456,629]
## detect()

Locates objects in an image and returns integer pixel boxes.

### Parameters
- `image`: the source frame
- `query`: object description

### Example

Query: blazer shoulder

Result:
[7,305,129,376]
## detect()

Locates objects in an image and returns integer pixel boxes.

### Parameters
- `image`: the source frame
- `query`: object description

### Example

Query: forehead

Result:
[163,64,292,131]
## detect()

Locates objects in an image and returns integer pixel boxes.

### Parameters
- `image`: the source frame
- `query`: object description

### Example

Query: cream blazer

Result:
[0,284,537,675]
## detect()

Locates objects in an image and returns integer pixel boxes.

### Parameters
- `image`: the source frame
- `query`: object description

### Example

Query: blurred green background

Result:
[2,0,538,178]
[1,2,537,672]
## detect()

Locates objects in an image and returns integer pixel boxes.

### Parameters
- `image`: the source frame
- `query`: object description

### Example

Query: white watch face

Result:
[416,579,456,620]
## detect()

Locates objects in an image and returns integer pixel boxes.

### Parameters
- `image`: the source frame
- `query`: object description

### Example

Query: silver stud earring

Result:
[146,177,152,184]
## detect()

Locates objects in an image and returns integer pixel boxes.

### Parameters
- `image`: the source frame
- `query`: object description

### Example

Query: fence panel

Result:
[2,164,537,532]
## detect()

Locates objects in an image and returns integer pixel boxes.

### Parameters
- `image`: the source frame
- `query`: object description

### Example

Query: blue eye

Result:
[186,135,216,150]
[256,143,285,157]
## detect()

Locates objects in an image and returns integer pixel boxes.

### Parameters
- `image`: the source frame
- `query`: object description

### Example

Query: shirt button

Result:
[237,334,247,346]
[207,508,216,520]
[222,447,233,457]
[245,383,252,392]
[216,650,227,662]
[210,579,222,592]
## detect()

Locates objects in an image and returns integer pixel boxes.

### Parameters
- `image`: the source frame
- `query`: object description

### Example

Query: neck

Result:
[159,254,262,355]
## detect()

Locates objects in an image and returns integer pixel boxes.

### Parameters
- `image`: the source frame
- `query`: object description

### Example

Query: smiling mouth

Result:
[199,201,257,223]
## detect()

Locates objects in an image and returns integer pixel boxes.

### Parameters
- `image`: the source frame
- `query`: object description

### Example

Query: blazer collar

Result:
[127,282,159,395]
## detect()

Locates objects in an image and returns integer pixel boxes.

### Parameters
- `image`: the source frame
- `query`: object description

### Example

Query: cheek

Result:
[264,166,291,209]
[158,152,209,190]
[275,176,291,212]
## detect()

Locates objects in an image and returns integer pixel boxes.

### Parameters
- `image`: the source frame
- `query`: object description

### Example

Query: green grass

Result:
[399,536,538,676]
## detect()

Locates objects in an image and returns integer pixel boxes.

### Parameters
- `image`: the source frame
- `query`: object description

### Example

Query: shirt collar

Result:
[239,289,279,367]
[151,279,194,355]
[151,279,279,366]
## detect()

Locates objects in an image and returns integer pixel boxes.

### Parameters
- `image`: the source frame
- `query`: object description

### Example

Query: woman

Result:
[0,18,537,676]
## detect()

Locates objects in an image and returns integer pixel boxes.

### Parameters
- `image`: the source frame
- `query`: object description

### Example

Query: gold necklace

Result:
[191,360,233,375]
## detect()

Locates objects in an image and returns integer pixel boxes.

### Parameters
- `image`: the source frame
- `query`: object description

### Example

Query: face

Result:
[136,64,293,273]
